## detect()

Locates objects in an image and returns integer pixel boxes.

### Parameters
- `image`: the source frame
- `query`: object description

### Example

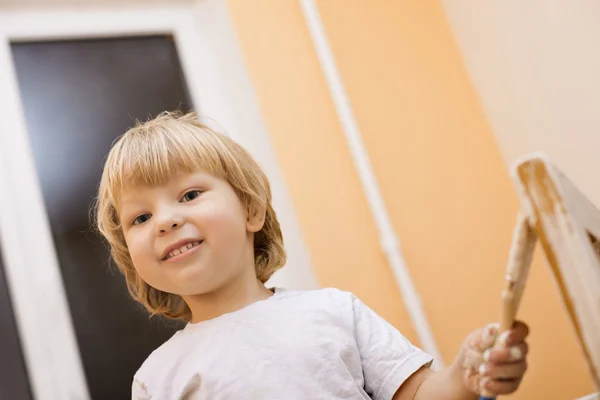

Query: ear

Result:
[246,202,266,233]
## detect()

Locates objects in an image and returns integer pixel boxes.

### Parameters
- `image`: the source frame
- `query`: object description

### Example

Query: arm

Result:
[393,321,529,400]
[392,362,476,400]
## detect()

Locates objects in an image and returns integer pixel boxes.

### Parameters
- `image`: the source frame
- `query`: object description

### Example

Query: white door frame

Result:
[0,2,316,399]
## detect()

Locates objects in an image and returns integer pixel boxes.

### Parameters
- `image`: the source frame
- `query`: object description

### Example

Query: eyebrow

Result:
[119,198,140,207]
[118,187,150,207]
[118,199,144,220]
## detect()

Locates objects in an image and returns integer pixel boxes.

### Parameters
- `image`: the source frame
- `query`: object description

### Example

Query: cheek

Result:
[125,231,155,272]
[200,203,248,243]
[126,236,167,290]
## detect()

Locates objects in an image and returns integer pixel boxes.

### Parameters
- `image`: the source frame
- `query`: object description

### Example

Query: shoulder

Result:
[133,329,187,383]
[272,287,363,322]
[275,286,357,307]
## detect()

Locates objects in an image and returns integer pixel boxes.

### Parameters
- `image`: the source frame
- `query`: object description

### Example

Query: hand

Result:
[459,321,529,396]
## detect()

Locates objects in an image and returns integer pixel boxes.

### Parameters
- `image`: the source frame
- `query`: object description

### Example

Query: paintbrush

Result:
[479,213,536,400]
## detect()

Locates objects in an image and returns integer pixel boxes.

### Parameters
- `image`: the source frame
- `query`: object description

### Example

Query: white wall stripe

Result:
[299,0,444,368]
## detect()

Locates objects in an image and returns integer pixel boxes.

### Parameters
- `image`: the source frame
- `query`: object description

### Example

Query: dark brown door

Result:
[11,36,190,400]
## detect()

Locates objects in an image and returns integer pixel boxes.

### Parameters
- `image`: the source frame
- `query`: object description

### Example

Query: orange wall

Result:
[225,0,418,343]
[314,0,513,359]
[226,0,593,398]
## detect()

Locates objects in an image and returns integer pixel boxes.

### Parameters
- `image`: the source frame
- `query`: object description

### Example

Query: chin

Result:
[144,276,213,297]
[168,279,220,297]
[174,287,212,296]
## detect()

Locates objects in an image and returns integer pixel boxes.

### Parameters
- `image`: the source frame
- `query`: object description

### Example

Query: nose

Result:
[155,210,184,235]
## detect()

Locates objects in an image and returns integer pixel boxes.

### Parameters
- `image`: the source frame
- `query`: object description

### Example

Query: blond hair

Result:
[95,111,286,321]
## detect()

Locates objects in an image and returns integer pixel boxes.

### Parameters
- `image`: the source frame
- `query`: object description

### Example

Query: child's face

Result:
[118,170,261,296]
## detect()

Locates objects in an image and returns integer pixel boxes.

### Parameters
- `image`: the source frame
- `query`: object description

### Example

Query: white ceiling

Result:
[1,0,192,8]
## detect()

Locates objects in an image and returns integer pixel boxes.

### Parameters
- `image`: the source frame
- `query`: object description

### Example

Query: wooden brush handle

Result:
[480,213,536,399]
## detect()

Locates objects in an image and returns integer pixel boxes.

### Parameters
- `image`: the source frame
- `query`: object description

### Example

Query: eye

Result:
[132,213,151,226]
[181,190,202,202]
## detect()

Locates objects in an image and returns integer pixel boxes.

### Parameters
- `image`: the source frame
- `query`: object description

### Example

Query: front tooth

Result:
[179,244,189,253]
[173,249,181,256]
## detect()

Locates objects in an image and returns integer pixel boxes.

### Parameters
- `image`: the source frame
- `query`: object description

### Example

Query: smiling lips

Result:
[162,240,203,261]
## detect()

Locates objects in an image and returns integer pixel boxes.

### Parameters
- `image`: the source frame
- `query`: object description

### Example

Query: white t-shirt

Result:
[132,288,433,400]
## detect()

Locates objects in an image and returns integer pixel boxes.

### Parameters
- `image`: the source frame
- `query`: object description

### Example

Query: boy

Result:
[96,112,528,399]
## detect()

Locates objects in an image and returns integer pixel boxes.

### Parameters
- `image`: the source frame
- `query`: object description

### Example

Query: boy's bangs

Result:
[106,124,225,203]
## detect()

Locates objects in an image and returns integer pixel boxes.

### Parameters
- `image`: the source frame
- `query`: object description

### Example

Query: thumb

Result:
[460,323,499,370]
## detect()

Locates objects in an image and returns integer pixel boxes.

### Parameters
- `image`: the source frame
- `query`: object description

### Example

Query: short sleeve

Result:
[132,378,152,400]
[351,295,433,400]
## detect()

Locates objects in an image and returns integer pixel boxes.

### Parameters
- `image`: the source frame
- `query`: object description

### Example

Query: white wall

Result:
[441,0,600,205]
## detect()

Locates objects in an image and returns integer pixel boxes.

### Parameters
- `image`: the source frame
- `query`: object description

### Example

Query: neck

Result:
[182,268,273,323]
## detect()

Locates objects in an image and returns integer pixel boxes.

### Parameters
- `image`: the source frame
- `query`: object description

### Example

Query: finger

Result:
[462,347,484,370]
[480,322,499,349]
[481,376,523,395]
[510,321,530,342]
[498,321,529,346]
[484,342,528,363]
[480,360,528,381]
[465,322,498,351]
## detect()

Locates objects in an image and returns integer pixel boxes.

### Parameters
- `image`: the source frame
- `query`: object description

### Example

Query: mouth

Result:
[162,240,203,261]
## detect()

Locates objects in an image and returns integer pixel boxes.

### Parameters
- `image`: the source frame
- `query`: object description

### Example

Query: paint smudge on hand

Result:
[461,322,499,393]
